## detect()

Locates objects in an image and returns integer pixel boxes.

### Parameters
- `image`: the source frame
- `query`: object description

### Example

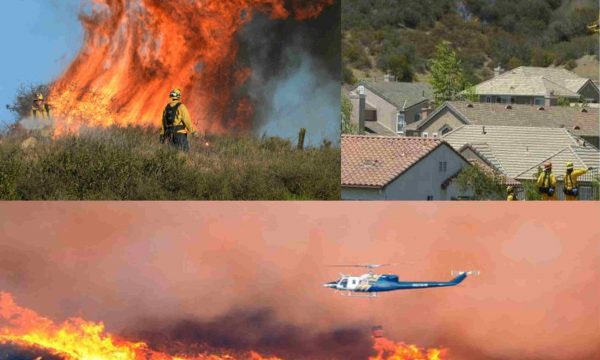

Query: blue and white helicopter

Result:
[323,264,479,297]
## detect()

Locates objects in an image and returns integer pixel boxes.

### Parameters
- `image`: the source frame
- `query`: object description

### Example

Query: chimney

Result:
[358,85,366,134]
[493,65,504,78]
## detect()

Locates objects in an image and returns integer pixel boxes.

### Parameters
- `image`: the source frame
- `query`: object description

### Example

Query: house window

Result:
[440,125,453,135]
[510,97,516,104]
[534,97,544,106]
[422,132,428,138]
[396,112,406,133]
[427,195,434,200]
[485,96,491,103]
[439,161,447,172]
[414,113,421,122]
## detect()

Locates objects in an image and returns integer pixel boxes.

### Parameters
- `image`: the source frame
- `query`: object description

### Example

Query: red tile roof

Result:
[342,135,444,187]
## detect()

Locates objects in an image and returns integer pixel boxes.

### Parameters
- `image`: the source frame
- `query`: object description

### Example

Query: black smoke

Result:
[126,307,372,360]
[238,1,341,146]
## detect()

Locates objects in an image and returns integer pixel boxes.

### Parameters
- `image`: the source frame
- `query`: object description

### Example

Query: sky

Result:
[0,202,599,359]
[0,0,82,123]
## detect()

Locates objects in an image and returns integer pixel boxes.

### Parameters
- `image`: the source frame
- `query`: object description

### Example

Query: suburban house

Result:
[471,66,599,106]
[407,101,599,147]
[341,135,471,200]
[347,78,433,136]
[442,125,599,199]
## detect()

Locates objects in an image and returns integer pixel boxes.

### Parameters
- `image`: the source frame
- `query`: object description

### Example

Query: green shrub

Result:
[0,127,340,200]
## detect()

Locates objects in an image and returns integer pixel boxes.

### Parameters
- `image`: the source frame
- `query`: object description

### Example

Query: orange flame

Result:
[0,292,280,360]
[369,337,448,360]
[49,0,333,136]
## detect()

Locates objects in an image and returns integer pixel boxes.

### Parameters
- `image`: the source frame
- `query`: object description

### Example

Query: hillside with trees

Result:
[342,0,599,84]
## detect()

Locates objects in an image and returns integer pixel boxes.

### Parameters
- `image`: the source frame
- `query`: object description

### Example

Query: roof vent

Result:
[505,105,512,110]
[362,159,380,167]
[466,103,474,108]
[537,106,545,111]
[482,126,487,135]
[573,125,581,130]
[581,108,588,113]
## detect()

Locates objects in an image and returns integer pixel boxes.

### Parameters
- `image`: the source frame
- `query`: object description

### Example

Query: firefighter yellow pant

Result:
[565,195,578,201]
[541,194,556,201]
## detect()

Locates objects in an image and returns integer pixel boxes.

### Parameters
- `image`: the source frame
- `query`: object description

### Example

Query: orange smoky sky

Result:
[0,202,598,359]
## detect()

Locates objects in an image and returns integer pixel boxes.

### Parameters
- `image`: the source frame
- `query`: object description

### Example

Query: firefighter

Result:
[159,88,197,151]
[536,162,557,200]
[30,93,50,119]
[506,186,516,201]
[563,162,593,201]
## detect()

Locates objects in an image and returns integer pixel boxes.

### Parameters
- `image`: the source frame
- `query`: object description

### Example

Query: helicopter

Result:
[323,264,479,297]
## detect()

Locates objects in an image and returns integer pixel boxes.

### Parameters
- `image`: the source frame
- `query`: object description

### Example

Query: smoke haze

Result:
[0,202,598,359]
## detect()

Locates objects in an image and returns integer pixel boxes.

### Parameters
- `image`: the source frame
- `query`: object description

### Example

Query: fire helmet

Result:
[35,93,44,101]
[566,161,574,170]
[169,88,181,100]
[506,186,514,193]
[543,162,552,170]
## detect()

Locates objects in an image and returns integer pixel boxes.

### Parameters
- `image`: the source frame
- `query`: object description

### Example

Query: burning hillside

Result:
[0,292,446,360]
[48,0,335,136]
[0,292,281,360]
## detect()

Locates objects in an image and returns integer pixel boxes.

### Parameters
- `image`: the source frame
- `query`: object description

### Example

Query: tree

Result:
[381,54,414,82]
[341,93,358,134]
[455,165,506,200]
[429,41,466,106]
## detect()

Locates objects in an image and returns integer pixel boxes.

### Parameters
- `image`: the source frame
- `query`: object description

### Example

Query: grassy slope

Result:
[0,127,340,200]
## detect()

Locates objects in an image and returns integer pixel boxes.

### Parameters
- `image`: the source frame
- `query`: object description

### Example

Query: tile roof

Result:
[353,81,433,109]
[414,101,599,137]
[474,66,592,97]
[341,135,444,187]
[516,146,599,180]
[442,125,598,179]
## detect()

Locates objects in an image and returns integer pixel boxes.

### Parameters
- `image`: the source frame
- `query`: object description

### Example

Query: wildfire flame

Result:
[369,337,448,360]
[49,0,334,136]
[0,292,280,360]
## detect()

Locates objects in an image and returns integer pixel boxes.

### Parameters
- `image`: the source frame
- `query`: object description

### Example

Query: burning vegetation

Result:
[47,0,335,136]
[1,292,447,360]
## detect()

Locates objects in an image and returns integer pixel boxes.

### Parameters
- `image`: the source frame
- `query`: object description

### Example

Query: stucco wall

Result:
[418,108,464,136]
[578,82,599,103]
[342,187,385,200]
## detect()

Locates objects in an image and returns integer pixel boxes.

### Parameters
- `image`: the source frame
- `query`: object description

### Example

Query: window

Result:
[534,97,544,106]
[427,195,434,200]
[339,279,348,288]
[396,112,406,133]
[414,113,421,122]
[440,125,453,135]
[439,161,447,172]
[485,96,492,103]
[422,132,428,138]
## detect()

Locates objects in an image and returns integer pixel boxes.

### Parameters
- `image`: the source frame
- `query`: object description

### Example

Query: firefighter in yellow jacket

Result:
[506,186,516,201]
[536,162,557,200]
[31,93,50,119]
[160,88,197,151]
[563,162,593,201]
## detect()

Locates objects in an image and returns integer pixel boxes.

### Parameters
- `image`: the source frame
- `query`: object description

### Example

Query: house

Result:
[407,101,599,147]
[341,135,471,200]
[442,125,599,199]
[472,66,599,106]
[347,79,433,136]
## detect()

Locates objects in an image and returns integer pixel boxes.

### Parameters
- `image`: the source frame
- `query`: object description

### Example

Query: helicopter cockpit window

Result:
[339,279,348,288]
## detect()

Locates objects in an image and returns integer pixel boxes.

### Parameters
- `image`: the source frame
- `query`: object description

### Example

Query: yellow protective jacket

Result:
[507,194,516,201]
[536,172,556,189]
[160,100,195,135]
[31,103,51,119]
[564,169,587,190]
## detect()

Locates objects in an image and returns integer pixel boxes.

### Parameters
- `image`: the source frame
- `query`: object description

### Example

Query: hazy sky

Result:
[0,0,82,123]
[1,202,599,359]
